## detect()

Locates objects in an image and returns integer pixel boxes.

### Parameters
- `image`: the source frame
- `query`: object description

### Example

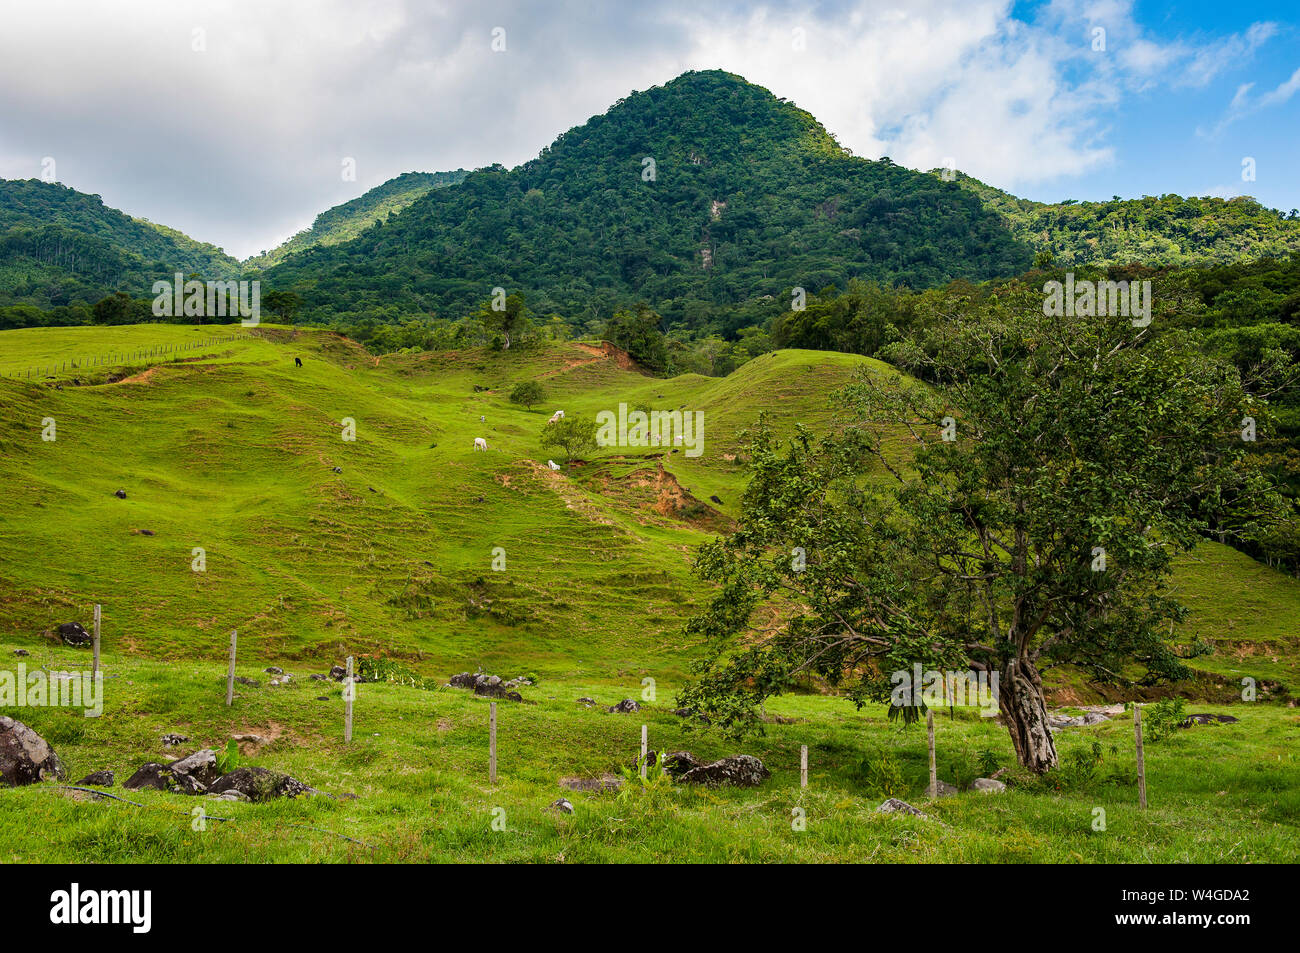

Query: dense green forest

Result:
[242,169,468,269]
[958,173,1300,267]
[0,179,237,314]
[262,70,1035,328]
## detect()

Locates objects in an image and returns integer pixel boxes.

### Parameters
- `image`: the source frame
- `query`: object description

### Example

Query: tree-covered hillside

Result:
[242,170,468,269]
[956,172,1300,268]
[0,178,238,310]
[263,70,1035,326]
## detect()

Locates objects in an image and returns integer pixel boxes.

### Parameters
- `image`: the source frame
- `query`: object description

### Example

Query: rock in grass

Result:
[559,775,622,793]
[642,750,702,778]
[124,749,219,795]
[56,622,91,647]
[75,770,114,787]
[1182,713,1240,727]
[13,649,29,657]
[971,778,1007,793]
[161,733,189,747]
[932,779,959,797]
[113,489,127,499]
[678,754,770,787]
[550,798,574,814]
[877,798,928,817]
[264,666,283,675]
[0,716,65,786]
[607,698,640,714]
[207,766,308,802]
[449,672,477,689]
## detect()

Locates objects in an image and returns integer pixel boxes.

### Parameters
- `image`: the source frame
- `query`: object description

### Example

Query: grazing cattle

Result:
[547,460,561,471]
[294,357,303,367]
[473,437,487,451]
[548,410,565,424]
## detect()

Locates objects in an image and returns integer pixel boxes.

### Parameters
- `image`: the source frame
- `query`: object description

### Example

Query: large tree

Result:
[678,288,1282,772]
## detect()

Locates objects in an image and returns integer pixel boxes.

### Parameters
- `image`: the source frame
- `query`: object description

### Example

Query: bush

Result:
[509,380,545,410]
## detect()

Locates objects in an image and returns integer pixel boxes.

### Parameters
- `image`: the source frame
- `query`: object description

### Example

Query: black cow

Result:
[294,357,303,367]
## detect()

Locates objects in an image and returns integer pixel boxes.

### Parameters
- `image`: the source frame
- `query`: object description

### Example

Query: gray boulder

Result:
[607,698,640,714]
[449,672,477,689]
[549,798,574,814]
[56,622,92,647]
[971,777,1007,793]
[0,716,65,786]
[678,754,770,787]
[878,798,929,817]
[207,767,308,802]
[123,748,219,795]
[75,770,114,787]
[1182,713,1240,727]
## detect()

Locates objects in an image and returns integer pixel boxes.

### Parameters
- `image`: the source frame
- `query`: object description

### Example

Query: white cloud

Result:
[0,0,1278,258]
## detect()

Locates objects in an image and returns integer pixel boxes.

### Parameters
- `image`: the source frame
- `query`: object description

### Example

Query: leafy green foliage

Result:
[540,416,598,461]
[509,380,546,410]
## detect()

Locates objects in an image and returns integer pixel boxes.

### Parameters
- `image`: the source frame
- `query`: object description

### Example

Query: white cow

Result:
[547,460,561,471]
[548,410,565,424]
[474,437,487,451]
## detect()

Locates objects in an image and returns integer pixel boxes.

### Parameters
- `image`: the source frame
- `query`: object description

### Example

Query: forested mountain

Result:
[242,169,468,269]
[957,173,1300,268]
[0,178,238,310]
[263,70,1036,326]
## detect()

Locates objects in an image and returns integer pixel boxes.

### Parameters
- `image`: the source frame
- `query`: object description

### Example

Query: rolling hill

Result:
[0,325,1295,863]
[242,170,469,270]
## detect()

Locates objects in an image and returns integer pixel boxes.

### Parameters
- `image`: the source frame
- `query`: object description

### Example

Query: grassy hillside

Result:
[0,326,1295,862]
[243,171,469,270]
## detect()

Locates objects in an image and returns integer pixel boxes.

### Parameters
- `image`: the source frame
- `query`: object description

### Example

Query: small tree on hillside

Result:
[677,289,1283,773]
[510,380,546,410]
[541,416,598,461]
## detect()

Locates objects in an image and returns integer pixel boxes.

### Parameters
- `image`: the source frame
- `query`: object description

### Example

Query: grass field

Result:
[0,323,1296,862]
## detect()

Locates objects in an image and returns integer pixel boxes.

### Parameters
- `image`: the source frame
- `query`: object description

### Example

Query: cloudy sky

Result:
[1,0,1297,260]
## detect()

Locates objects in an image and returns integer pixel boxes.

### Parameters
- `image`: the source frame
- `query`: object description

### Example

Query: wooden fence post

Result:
[92,604,101,681]
[800,744,808,789]
[1134,704,1147,809]
[640,724,648,779]
[927,708,937,798]
[489,701,498,784]
[225,629,237,706]
[344,656,354,742]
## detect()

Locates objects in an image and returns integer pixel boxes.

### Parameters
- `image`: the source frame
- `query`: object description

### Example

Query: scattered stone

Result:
[122,763,170,792]
[1182,713,1240,727]
[449,672,478,689]
[471,674,522,701]
[0,716,65,786]
[263,666,283,675]
[607,698,640,714]
[329,665,347,681]
[164,748,220,794]
[315,695,329,701]
[161,733,189,747]
[877,798,928,818]
[971,778,1007,793]
[207,766,308,802]
[575,696,597,707]
[114,489,127,499]
[269,674,292,687]
[56,622,92,647]
[559,775,622,793]
[231,734,269,755]
[678,754,769,787]
[137,529,156,537]
[332,467,342,473]
[234,676,259,687]
[931,779,959,797]
[549,798,574,814]
[207,789,250,802]
[75,770,114,787]
[13,649,29,657]
[309,673,329,681]
[1049,710,1112,729]
[643,750,702,778]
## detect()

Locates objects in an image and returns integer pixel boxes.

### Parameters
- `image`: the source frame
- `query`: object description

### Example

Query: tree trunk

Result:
[999,657,1058,773]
